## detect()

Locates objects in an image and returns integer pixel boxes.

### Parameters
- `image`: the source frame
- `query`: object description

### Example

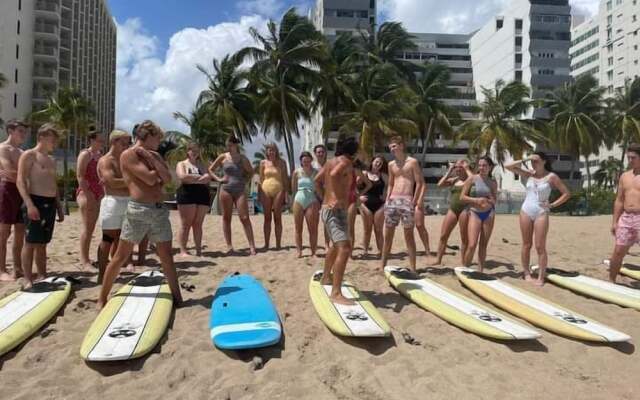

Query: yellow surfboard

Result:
[309,271,390,337]
[80,270,173,361]
[0,277,71,356]
[455,268,630,342]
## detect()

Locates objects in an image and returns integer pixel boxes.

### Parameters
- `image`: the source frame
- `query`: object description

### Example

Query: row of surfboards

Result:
[1,263,640,361]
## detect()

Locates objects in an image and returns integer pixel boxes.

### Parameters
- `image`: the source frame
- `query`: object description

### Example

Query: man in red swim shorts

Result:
[0,120,28,281]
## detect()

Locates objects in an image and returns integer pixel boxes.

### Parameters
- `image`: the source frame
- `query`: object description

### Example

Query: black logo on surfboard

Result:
[108,329,137,338]
[553,312,587,324]
[345,311,369,321]
[472,310,502,322]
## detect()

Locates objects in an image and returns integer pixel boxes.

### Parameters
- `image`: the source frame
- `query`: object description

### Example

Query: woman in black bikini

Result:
[176,143,211,257]
[359,156,387,257]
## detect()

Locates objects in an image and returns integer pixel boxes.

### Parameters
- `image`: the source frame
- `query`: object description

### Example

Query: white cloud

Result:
[236,0,284,17]
[379,0,600,34]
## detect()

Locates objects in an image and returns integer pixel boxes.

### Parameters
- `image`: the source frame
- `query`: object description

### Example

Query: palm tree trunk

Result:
[360,122,373,160]
[585,154,592,215]
[421,118,434,164]
[620,139,628,166]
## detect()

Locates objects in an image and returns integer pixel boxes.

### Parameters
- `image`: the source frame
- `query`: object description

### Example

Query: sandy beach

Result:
[1,212,639,400]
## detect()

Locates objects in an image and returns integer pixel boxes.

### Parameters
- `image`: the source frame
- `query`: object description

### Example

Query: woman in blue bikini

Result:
[460,156,497,272]
[292,151,320,258]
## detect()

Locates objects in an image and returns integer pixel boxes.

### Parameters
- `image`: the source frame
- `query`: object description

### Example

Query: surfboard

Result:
[534,266,640,310]
[309,270,390,337]
[603,259,640,281]
[210,273,282,350]
[0,277,71,356]
[455,267,631,342]
[80,270,173,361]
[385,266,540,340]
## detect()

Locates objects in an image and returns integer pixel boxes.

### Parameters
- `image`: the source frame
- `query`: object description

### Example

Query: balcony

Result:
[35,1,60,20]
[34,24,59,40]
[33,45,58,61]
[33,68,58,83]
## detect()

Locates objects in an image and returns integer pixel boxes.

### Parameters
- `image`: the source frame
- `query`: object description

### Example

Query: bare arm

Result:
[549,173,571,209]
[176,161,201,184]
[612,175,625,235]
[122,151,161,186]
[460,176,477,206]
[504,158,534,178]
[291,169,298,194]
[241,156,254,178]
[412,160,425,206]
[437,164,456,188]
[76,151,91,191]
[280,160,290,194]
[357,170,373,196]
[0,147,18,181]
[314,167,325,199]
[386,164,395,202]
[149,152,172,184]
[16,152,35,208]
[208,154,226,183]
[98,158,127,189]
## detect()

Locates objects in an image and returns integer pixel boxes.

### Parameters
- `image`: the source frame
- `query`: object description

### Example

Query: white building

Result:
[570,0,640,176]
[0,0,117,144]
[469,0,579,191]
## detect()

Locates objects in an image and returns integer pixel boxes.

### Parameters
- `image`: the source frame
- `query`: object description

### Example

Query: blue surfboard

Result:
[210,274,282,350]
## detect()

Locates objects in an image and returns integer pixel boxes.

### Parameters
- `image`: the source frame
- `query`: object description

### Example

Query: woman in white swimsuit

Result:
[505,152,571,286]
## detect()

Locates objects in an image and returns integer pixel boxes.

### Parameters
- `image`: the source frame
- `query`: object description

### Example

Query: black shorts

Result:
[176,184,211,207]
[24,195,57,244]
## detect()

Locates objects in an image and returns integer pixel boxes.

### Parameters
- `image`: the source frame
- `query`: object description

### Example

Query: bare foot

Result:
[534,279,545,287]
[320,277,332,286]
[226,246,234,255]
[22,280,33,290]
[0,272,15,282]
[331,294,356,306]
[177,252,191,258]
[96,300,106,310]
[524,274,536,283]
[249,247,257,256]
[297,251,303,258]
[123,264,136,274]
[429,260,442,267]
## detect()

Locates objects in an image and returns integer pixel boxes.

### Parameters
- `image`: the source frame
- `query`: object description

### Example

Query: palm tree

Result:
[363,21,418,82]
[412,63,459,162]
[173,104,228,162]
[196,55,257,143]
[236,7,328,175]
[335,62,418,158]
[33,87,94,214]
[606,77,640,163]
[594,157,623,190]
[252,144,283,172]
[457,79,542,165]
[546,75,605,211]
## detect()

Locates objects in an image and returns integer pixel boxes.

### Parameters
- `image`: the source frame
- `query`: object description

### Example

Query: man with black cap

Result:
[0,120,29,281]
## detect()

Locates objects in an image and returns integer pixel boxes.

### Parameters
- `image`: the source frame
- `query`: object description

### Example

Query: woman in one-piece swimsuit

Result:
[292,151,320,258]
[359,155,387,257]
[259,143,289,250]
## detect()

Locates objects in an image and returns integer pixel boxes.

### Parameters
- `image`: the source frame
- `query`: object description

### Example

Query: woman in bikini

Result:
[460,156,497,272]
[359,155,387,258]
[259,143,289,250]
[292,151,320,258]
[505,152,570,286]
[432,159,473,266]
[176,143,212,257]
[76,131,105,269]
[209,136,256,255]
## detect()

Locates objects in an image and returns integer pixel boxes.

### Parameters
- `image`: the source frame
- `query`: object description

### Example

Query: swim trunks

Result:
[384,196,415,228]
[321,206,349,244]
[24,195,57,244]
[121,201,173,244]
[99,195,130,230]
[0,181,23,224]
[616,211,640,247]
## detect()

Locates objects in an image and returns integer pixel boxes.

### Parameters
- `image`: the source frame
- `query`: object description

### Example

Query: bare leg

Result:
[415,207,430,255]
[464,212,483,268]
[433,211,458,266]
[177,204,196,256]
[193,205,208,256]
[323,222,330,252]
[35,245,47,280]
[533,214,550,287]
[380,225,396,270]
[21,243,35,288]
[330,242,355,305]
[135,236,148,266]
[236,193,256,255]
[293,203,305,257]
[0,224,13,281]
[78,193,99,268]
[348,202,357,259]
[98,240,135,309]
[97,229,119,284]
[373,209,384,256]
[260,191,273,249]
[404,227,417,272]
[359,204,374,256]
[155,241,183,305]
[477,215,495,273]
[305,204,319,257]
[458,211,469,265]
[273,191,286,250]
[219,190,234,252]
[321,234,338,285]
[519,212,535,282]
[609,244,632,283]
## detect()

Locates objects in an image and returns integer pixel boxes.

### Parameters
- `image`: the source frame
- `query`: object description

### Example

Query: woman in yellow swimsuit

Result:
[259,143,289,250]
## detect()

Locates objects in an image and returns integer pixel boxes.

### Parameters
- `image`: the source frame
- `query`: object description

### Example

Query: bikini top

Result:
[525,174,552,203]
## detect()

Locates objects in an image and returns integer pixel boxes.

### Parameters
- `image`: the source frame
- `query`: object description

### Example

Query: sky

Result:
[107,0,600,159]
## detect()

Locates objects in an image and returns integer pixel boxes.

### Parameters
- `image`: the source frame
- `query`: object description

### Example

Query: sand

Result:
[0,212,639,400]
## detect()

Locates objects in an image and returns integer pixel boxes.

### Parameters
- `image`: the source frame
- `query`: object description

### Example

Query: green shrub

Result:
[57,169,78,201]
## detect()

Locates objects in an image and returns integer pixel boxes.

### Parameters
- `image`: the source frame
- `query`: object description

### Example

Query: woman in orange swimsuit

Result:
[76,131,105,268]
[259,143,289,250]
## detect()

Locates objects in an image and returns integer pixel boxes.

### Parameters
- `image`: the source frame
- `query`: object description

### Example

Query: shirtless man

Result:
[16,124,64,288]
[97,121,182,309]
[96,130,131,283]
[313,144,330,250]
[0,120,28,281]
[380,135,424,272]
[314,137,358,305]
[608,144,640,283]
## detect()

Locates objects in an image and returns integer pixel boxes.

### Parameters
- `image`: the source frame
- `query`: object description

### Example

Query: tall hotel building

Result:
[0,0,117,147]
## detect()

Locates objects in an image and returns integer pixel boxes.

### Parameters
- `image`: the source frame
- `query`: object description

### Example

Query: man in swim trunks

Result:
[380,135,424,272]
[98,120,182,309]
[608,143,640,283]
[0,120,29,281]
[16,124,64,289]
[315,137,358,305]
[96,129,132,283]
[313,144,330,250]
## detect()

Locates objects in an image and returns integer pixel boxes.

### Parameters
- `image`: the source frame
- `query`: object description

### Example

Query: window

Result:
[13,94,17,108]
[515,54,523,63]
[515,71,523,81]
[18,0,21,11]
[17,20,20,35]
[515,37,522,46]
[609,56,614,65]
[515,19,523,29]
[14,69,18,83]
[15,44,19,59]
[607,15,613,25]
[370,0,375,8]
[608,70,614,80]
[496,18,503,30]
